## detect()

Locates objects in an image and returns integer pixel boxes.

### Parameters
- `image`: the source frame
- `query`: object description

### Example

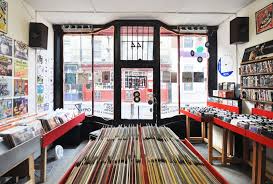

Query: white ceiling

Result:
[24,0,254,25]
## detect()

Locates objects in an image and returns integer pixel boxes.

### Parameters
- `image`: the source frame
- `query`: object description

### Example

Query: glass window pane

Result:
[180,35,208,107]
[160,34,179,118]
[93,33,114,119]
[63,35,93,115]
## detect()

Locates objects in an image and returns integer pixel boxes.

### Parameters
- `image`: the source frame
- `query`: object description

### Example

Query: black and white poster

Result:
[14,40,28,60]
[0,34,12,56]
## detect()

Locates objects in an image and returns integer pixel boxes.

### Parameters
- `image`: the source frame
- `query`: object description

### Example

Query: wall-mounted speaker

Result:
[29,22,48,49]
[230,17,249,44]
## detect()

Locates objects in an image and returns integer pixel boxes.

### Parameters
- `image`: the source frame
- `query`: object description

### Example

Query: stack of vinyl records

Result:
[64,126,221,184]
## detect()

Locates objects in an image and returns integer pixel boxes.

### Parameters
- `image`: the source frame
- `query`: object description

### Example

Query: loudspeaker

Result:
[29,22,48,49]
[230,17,249,44]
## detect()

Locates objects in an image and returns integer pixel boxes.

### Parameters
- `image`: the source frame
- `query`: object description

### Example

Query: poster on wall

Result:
[0,78,11,97]
[13,98,28,116]
[14,40,28,60]
[182,72,193,82]
[0,35,12,56]
[14,59,28,78]
[0,99,12,120]
[0,55,12,76]
[102,71,110,83]
[0,0,8,34]
[256,3,273,34]
[14,79,28,96]
[194,72,204,82]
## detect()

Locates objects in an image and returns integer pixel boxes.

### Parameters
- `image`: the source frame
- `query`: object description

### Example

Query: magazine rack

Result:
[0,135,40,183]
[40,113,85,183]
[180,105,273,184]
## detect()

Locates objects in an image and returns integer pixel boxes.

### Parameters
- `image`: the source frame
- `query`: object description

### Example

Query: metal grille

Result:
[120,26,154,61]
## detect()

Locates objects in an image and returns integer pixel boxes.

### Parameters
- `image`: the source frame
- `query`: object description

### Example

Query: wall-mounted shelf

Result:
[242,99,273,105]
[241,56,273,65]
[241,72,273,77]
[241,86,273,89]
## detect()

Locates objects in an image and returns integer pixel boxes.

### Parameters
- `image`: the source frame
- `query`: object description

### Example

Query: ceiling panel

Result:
[24,0,94,11]
[38,12,232,25]
[92,0,253,13]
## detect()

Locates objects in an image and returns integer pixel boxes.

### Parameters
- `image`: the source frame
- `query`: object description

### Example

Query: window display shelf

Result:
[241,56,273,65]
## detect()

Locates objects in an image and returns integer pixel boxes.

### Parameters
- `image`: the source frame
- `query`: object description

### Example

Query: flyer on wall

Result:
[0,77,12,97]
[0,99,12,120]
[0,55,12,76]
[14,59,28,78]
[14,40,28,60]
[13,98,28,116]
[0,34,12,56]
[14,79,28,96]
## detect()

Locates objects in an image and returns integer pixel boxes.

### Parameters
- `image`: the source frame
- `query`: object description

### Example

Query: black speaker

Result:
[230,17,249,44]
[29,22,48,49]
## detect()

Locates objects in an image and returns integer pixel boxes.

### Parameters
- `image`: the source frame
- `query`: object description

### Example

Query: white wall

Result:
[7,0,54,113]
[216,0,273,168]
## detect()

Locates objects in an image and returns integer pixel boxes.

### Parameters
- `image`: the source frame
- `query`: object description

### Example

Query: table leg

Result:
[252,142,257,184]
[201,122,206,141]
[186,116,190,140]
[256,143,266,184]
[208,121,213,164]
[40,146,47,183]
[222,129,228,165]
[28,155,35,184]
[228,131,233,156]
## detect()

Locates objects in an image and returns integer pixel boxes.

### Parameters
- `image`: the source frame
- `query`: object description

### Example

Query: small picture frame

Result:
[255,3,273,34]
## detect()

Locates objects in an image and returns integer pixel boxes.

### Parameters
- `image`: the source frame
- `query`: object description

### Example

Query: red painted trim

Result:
[180,109,202,122]
[182,139,229,184]
[41,113,85,148]
[207,102,239,114]
[213,118,246,137]
[245,130,273,149]
[252,108,273,119]
[138,126,150,184]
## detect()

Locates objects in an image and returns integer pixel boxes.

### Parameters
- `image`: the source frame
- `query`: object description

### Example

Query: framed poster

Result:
[13,98,28,116]
[0,0,8,34]
[0,55,12,76]
[0,99,12,120]
[14,40,28,60]
[0,78,11,97]
[194,72,204,82]
[0,34,12,56]
[14,59,28,78]
[256,3,273,34]
[182,72,193,82]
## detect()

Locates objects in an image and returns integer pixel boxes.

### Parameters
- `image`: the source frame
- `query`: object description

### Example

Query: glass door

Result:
[121,68,154,119]
[114,22,160,123]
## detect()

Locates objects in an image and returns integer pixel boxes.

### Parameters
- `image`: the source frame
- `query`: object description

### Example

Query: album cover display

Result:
[0,77,12,97]
[0,35,12,56]
[14,40,28,60]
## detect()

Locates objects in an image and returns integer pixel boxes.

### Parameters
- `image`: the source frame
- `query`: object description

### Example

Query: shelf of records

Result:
[60,126,227,184]
[241,89,273,105]
[241,75,273,88]
[182,106,273,142]
[0,109,81,149]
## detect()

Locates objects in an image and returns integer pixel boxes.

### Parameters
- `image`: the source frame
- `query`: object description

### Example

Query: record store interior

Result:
[1,0,273,183]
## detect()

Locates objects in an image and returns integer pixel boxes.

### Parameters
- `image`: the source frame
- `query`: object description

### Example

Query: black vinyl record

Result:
[205,41,210,48]
[197,56,203,63]
[133,91,140,97]
[134,96,140,103]
[190,50,195,57]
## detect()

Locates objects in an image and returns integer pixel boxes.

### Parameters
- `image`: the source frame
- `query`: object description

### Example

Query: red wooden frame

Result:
[183,139,229,184]
[180,109,202,122]
[41,113,85,148]
[252,108,273,119]
[207,102,240,114]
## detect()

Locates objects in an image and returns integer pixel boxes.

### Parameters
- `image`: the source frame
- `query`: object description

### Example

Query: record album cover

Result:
[13,98,28,116]
[0,99,12,120]
[0,77,11,97]
[14,40,28,60]
[0,0,8,34]
[14,79,28,96]
[0,55,12,76]
[0,34,12,56]
[14,59,28,78]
